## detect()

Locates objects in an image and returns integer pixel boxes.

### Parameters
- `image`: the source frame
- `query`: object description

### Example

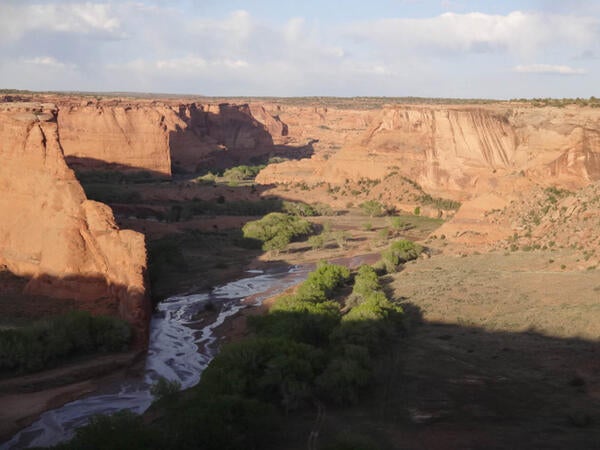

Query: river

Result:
[2,265,309,450]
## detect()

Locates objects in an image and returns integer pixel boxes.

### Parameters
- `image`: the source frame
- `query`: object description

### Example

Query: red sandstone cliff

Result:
[56,100,292,175]
[257,104,600,197]
[0,102,150,345]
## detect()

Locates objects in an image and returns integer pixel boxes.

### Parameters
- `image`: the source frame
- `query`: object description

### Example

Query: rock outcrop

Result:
[56,100,292,175]
[257,104,600,197]
[0,102,150,345]
[256,103,600,246]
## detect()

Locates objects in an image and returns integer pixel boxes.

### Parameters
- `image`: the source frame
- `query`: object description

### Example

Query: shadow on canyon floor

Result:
[274,300,600,450]
[169,103,314,174]
[66,102,315,178]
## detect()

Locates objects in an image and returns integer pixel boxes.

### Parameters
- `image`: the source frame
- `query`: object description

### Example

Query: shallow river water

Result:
[2,265,309,449]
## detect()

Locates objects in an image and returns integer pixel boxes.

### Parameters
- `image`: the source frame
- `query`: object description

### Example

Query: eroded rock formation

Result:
[56,100,293,175]
[0,102,150,345]
[257,104,600,197]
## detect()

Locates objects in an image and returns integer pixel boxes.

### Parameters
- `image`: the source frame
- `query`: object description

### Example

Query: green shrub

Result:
[251,299,341,347]
[332,230,350,249]
[359,200,386,217]
[331,292,403,353]
[222,165,265,181]
[151,377,182,403]
[55,411,165,450]
[312,202,335,216]
[295,262,351,303]
[379,239,423,273]
[201,337,326,412]
[168,394,280,450]
[308,233,326,250]
[282,201,318,217]
[316,354,371,405]
[0,312,131,374]
[242,213,312,251]
[351,265,381,300]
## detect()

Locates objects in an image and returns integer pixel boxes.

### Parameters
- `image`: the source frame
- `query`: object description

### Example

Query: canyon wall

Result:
[6,96,600,252]
[56,100,294,176]
[257,104,600,199]
[0,102,150,345]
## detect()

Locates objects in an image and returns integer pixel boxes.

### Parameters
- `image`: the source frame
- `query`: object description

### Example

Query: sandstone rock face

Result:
[0,102,150,345]
[57,100,291,175]
[257,104,600,198]
[58,103,172,176]
[256,103,600,246]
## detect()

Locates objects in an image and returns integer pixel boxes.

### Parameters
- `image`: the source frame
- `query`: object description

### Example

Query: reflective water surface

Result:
[2,265,309,449]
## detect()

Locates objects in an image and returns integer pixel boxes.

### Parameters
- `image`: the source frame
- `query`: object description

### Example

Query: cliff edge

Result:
[0,102,151,345]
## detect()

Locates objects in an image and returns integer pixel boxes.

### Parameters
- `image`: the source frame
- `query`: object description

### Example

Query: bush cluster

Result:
[222,165,265,181]
[0,311,131,374]
[377,239,424,273]
[56,261,405,450]
[359,200,389,217]
[242,213,312,251]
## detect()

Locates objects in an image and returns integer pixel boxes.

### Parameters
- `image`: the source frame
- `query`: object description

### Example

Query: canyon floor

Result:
[3,170,600,448]
[2,95,600,448]
[245,249,600,450]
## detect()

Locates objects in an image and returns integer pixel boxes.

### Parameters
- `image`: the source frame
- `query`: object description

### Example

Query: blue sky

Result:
[1,0,599,98]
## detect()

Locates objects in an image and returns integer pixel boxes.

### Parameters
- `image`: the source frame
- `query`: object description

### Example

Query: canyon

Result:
[0,101,150,345]
[2,94,600,449]
[2,95,600,341]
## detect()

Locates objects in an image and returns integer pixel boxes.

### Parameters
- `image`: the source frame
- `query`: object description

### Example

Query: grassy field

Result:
[255,249,600,449]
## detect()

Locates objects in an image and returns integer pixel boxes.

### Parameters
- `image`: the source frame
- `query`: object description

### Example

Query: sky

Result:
[1,0,599,98]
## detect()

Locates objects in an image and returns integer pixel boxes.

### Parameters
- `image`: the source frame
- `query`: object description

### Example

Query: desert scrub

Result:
[331,291,404,354]
[295,262,351,302]
[351,265,381,300]
[377,239,424,273]
[359,200,388,217]
[57,262,406,449]
[0,311,131,374]
[308,233,326,250]
[242,212,312,251]
[222,164,265,181]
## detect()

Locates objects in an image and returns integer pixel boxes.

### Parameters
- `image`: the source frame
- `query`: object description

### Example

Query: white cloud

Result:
[346,11,599,57]
[23,56,66,68]
[0,2,125,41]
[513,64,587,75]
[154,57,249,72]
[0,3,598,97]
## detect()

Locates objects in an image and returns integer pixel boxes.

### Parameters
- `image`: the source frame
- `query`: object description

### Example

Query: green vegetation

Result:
[511,96,600,108]
[295,262,351,303]
[308,233,326,250]
[55,260,406,450]
[151,377,182,403]
[54,410,167,450]
[376,239,424,273]
[389,216,415,232]
[359,200,390,217]
[0,311,131,374]
[351,265,381,299]
[242,213,312,251]
[418,193,461,211]
[222,165,266,182]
